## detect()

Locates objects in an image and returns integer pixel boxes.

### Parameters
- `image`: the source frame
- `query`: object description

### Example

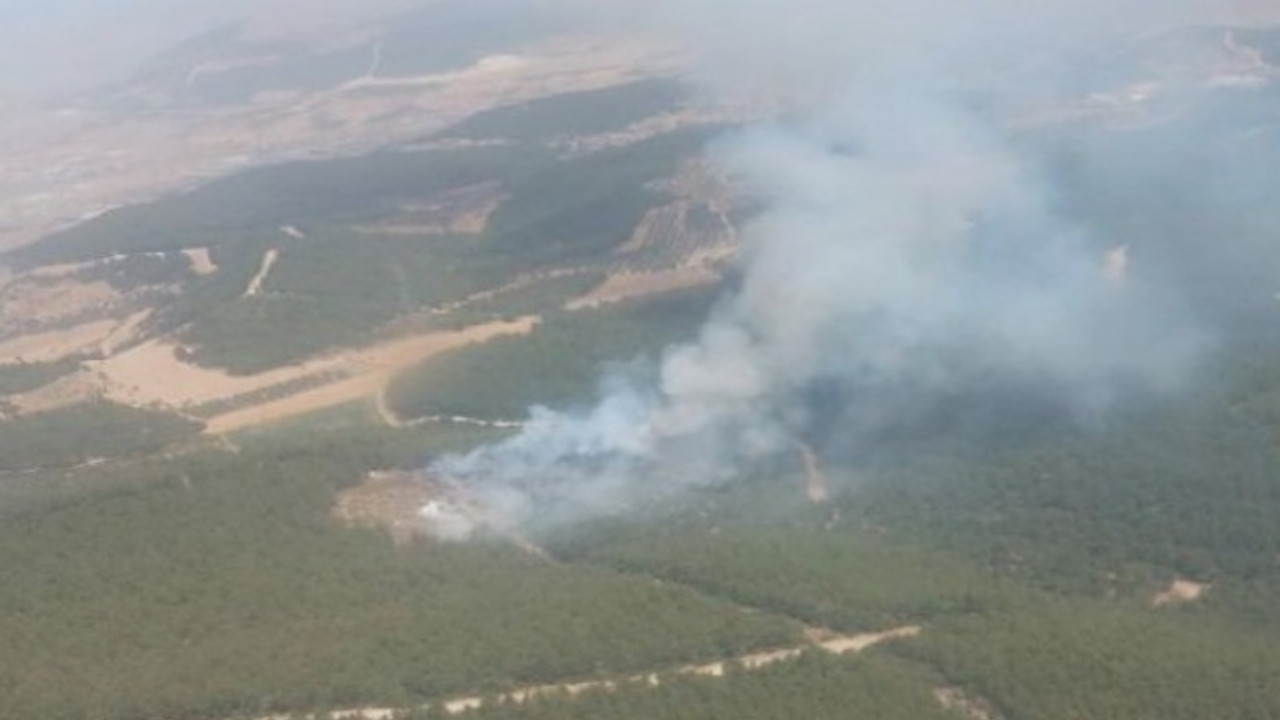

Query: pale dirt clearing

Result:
[799,443,830,504]
[182,247,218,276]
[97,309,152,358]
[23,259,100,280]
[1,277,121,327]
[203,374,387,435]
[202,316,537,434]
[0,319,121,365]
[565,264,721,310]
[1152,578,1210,607]
[243,248,281,297]
[333,471,437,545]
[262,625,922,720]
[372,383,409,428]
[90,338,350,410]
[86,317,535,430]
[1,309,154,411]
[935,687,997,720]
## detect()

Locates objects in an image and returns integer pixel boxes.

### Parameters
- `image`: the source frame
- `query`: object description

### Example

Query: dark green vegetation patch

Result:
[5,120,719,374]
[390,289,716,421]
[0,430,796,720]
[0,359,81,397]
[435,77,690,142]
[0,401,201,473]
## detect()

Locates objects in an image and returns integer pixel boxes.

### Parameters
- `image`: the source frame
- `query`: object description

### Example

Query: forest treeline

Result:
[0,425,797,720]
[389,289,717,421]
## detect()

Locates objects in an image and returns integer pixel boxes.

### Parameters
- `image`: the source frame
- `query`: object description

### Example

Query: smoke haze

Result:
[432,0,1280,533]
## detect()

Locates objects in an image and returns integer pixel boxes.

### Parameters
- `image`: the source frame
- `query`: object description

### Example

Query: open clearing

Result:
[0,320,121,365]
[0,275,124,329]
[182,247,218,275]
[566,264,721,310]
[202,317,537,434]
[1152,578,1210,607]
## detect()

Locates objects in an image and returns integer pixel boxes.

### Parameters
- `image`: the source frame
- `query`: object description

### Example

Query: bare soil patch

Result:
[935,687,998,720]
[7,372,101,415]
[0,276,122,328]
[203,316,536,434]
[333,471,439,545]
[84,317,533,433]
[243,248,280,297]
[264,624,922,720]
[799,443,830,504]
[1152,578,1210,607]
[0,320,120,365]
[566,264,721,310]
[91,338,346,410]
[183,247,218,276]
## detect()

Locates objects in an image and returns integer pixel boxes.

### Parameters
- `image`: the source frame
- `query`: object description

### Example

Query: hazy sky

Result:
[0,0,422,98]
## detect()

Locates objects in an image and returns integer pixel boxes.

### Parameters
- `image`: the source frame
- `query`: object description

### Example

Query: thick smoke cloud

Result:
[432,0,1278,533]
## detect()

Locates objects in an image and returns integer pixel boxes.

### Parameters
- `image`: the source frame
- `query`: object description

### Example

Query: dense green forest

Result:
[901,599,1280,720]
[0,401,201,472]
[0,359,81,397]
[434,78,689,142]
[4,145,552,268]
[563,522,1009,633]
[0,429,797,720]
[841,347,1280,601]
[4,322,1280,720]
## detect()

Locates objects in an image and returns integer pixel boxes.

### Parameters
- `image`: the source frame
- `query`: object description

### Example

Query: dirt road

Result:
[203,316,537,434]
[243,248,280,297]
[261,625,921,720]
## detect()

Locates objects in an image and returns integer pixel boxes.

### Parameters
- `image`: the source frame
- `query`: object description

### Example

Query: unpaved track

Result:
[243,248,280,297]
[565,264,721,310]
[799,443,830,503]
[261,625,921,720]
[203,317,537,434]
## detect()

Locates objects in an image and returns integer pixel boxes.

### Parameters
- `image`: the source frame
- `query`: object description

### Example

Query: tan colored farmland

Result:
[567,264,721,310]
[183,248,218,276]
[0,320,120,365]
[202,317,537,434]
[0,277,121,327]
[76,316,535,433]
[8,372,102,415]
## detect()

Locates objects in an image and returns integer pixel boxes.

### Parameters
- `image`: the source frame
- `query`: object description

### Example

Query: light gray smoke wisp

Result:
[432,0,1271,533]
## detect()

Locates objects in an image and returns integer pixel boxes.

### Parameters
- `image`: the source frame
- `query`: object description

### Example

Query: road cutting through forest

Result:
[202,316,538,434]
[260,625,922,720]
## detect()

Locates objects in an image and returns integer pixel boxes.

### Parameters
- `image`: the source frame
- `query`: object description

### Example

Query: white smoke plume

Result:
[433,0,1277,532]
